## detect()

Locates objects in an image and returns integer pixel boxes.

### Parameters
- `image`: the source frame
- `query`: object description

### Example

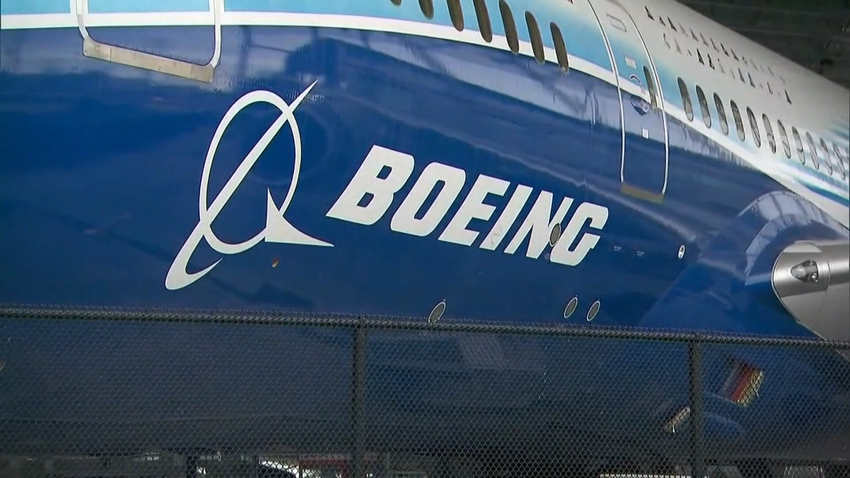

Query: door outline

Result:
[587,0,669,203]
[73,0,222,83]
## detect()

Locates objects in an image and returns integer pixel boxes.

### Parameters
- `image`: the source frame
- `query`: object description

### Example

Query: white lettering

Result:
[168,94,610,293]
[326,145,415,225]
[480,184,533,251]
[550,202,609,266]
[504,192,574,259]
[439,175,509,246]
[391,162,466,237]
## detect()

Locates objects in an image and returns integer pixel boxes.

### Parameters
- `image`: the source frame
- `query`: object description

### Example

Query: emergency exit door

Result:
[588,0,669,203]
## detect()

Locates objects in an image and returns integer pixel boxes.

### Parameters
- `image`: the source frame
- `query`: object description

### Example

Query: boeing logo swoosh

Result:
[165,81,332,291]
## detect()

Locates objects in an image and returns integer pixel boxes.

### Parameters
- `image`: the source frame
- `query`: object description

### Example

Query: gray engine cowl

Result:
[771,240,850,345]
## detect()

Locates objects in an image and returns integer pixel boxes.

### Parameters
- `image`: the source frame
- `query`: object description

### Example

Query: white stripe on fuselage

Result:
[1,9,848,228]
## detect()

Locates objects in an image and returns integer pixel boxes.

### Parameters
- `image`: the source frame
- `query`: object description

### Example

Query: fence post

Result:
[352,320,367,478]
[688,340,705,478]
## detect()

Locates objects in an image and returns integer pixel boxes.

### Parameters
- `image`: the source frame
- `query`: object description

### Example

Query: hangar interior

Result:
[677,0,850,90]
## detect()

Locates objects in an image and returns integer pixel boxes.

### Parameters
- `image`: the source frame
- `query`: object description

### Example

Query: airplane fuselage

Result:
[0,0,848,469]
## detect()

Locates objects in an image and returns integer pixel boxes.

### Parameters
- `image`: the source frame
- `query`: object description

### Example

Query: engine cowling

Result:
[771,240,850,349]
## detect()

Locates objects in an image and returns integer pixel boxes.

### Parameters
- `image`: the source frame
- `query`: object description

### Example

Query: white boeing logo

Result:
[167,84,609,290]
[165,81,332,291]
[327,146,609,267]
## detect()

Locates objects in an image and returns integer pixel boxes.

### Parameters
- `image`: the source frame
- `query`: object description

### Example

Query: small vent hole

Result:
[563,297,578,319]
[428,300,447,323]
[549,223,562,246]
[586,300,601,321]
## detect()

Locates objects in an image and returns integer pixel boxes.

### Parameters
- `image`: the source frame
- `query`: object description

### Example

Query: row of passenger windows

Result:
[397,0,570,71]
[399,1,849,182]
[678,78,850,180]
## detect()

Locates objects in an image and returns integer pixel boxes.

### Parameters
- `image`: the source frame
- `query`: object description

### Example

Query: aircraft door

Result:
[588,0,669,203]
[73,0,222,83]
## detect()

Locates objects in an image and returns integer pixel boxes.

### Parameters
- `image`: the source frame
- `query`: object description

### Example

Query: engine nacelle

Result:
[771,240,850,347]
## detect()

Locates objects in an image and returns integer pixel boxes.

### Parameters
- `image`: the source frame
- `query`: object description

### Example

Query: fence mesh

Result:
[0,308,849,478]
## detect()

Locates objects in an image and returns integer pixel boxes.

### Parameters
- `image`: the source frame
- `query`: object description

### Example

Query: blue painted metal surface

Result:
[0,3,848,466]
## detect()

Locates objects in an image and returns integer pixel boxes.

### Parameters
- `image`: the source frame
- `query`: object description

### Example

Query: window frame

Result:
[418,0,435,19]
[833,142,848,179]
[819,137,834,175]
[643,66,659,109]
[776,120,791,159]
[550,22,569,72]
[730,100,745,141]
[746,107,761,147]
[498,0,519,54]
[713,93,728,136]
[762,114,776,154]
[791,127,805,164]
[447,0,465,31]
[805,132,820,170]
[695,85,711,128]
[472,0,493,42]
[678,78,694,122]
[525,11,545,63]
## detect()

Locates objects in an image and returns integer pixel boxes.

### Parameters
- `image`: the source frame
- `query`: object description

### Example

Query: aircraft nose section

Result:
[771,240,850,347]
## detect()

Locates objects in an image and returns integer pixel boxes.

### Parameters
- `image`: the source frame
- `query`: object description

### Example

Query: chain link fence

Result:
[1,307,849,478]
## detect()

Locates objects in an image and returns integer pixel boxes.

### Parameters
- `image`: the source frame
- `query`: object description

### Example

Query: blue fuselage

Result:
[0,20,849,464]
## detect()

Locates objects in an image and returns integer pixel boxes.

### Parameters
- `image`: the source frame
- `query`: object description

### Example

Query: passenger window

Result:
[695,86,711,128]
[833,143,848,179]
[643,66,658,109]
[419,0,435,19]
[473,0,492,42]
[746,107,761,147]
[499,0,519,54]
[550,22,569,72]
[791,127,805,164]
[805,132,820,170]
[447,0,464,31]
[713,93,728,135]
[678,78,694,122]
[525,11,545,63]
[819,138,834,175]
[762,114,776,154]
[730,101,745,141]
[777,120,791,159]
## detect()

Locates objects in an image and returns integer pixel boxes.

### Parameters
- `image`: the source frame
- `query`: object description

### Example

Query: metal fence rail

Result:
[1,306,849,478]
